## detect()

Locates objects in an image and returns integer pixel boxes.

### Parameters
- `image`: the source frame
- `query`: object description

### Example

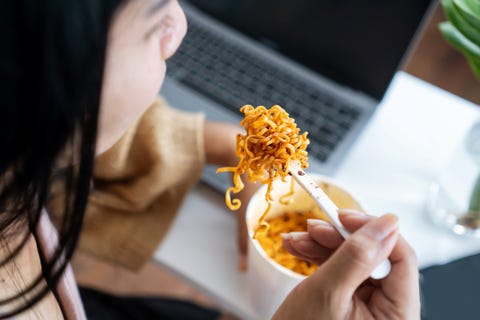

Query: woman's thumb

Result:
[315,214,399,296]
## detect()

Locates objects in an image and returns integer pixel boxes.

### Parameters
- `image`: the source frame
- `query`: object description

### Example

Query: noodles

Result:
[256,211,318,276]
[216,104,309,236]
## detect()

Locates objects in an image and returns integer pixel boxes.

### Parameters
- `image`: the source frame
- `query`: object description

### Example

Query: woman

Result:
[0,0,420,318]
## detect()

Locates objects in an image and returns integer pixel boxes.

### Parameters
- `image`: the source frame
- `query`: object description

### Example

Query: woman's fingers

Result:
[282,232,333,265]
[338,209,375,231]
[284,208,420,318]
[284,209,401,274]
[304,209,374,250]
[282,234,313,262]
[284,209,373,264]
[306,220,344,249]
[339,209,419,294]
[379,233,420,307]
[331,209,420,317]
[312,214,400,298]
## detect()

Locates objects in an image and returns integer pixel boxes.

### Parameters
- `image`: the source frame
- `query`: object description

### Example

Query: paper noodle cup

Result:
[245,174,365,319]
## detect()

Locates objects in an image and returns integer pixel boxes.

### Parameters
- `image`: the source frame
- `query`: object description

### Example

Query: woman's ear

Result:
[160,4,187,60]
[159,24,178,60]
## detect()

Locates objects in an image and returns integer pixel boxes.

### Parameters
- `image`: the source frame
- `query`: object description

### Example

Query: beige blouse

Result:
[48,97,206,271]
[0,97,204,318]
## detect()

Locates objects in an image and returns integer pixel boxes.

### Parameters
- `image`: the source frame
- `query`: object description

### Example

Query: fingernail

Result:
[363,214,399,241]
[289,232,310,241]
[281,233,292,241]
[338,208,365,216]
[307,219,331,226]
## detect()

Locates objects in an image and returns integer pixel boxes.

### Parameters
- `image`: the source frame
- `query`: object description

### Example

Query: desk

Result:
[154,71,480,319]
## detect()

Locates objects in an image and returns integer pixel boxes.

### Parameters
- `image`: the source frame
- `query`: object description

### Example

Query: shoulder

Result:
[0,217,64,318]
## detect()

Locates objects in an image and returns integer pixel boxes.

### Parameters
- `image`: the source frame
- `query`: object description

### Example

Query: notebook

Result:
[161,0,434,192]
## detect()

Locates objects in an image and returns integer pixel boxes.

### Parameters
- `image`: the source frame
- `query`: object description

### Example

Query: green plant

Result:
[440,0,480,214]
[439,0,480,78]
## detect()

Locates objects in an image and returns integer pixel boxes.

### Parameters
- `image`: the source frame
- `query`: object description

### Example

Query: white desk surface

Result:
[154,71,480,319]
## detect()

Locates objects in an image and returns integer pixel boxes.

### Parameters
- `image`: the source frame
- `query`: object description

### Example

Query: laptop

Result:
[161,0,434,192]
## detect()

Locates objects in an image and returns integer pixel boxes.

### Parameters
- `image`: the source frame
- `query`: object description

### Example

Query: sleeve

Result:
[50,97,206,271]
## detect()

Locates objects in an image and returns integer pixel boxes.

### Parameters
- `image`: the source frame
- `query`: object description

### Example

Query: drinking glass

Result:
[427,120,480,236]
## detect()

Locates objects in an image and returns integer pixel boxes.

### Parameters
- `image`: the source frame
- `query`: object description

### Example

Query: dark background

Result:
[188,0,432,100]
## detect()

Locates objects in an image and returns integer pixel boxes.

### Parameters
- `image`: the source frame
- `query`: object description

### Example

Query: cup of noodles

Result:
[245,174,365,319]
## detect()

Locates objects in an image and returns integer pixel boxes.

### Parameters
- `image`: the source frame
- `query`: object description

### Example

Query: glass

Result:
[427,120,480,236]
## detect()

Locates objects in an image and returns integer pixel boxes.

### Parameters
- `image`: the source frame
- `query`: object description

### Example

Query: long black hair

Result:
[0,0,123,317]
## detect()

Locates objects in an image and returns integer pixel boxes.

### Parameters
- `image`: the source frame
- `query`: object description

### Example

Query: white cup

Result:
[245,174,364,319]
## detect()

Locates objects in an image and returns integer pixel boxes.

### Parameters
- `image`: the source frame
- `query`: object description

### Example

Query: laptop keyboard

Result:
[167,16,362,163]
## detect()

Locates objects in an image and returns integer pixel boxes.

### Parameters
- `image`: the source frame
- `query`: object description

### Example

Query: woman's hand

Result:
[273,209,420,319]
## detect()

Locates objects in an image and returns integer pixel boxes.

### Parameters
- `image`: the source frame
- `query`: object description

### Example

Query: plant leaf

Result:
[442,0,480,46]
[462,0,480,16]
[469,173,480,211]
[439,21,480,62]
[453,0,480,31]
[466,54,480,78]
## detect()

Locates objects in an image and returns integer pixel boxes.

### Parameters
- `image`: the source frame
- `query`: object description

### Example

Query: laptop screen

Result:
[185,0,432,101]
